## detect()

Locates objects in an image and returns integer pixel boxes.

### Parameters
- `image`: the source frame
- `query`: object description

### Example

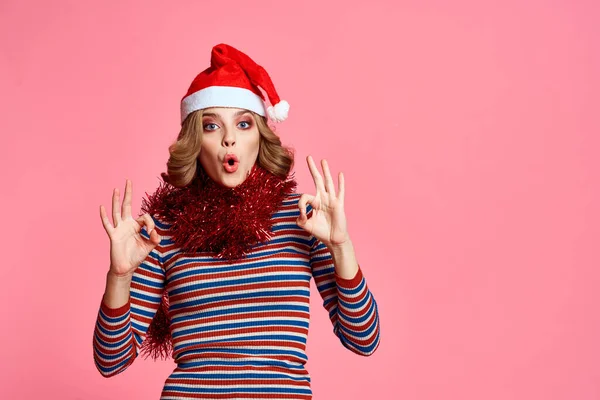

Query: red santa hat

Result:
[180,43,290,124]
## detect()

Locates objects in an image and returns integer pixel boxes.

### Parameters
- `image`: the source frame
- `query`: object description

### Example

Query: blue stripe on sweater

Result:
[170,289,311,310]
[173,334,307,346]
[131,275,164,289]
[171,304,309,324]
[96,320,130,337]
[339,290,370,310]
[94,331,131,349]
[338,299,376,324]
[172,319,309,339]
[169,372,310,381]
[176,347,308,360]
[177,359,307,370]
[162,385,312,394]
[99,309,129,323]
[169,259,310,281]
[169,273,310,296]
[95,345,131,361]
[95,352,133,374]
[337,278,366,296]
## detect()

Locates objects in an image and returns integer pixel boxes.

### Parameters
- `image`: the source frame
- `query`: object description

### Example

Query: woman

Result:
[94,43,380,399]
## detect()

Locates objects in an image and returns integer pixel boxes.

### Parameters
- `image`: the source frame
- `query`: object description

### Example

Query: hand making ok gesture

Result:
[297,156,351,249]
[99,180,161,278]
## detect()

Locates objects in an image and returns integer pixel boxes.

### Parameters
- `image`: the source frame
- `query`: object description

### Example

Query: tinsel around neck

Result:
[140,163,297,260]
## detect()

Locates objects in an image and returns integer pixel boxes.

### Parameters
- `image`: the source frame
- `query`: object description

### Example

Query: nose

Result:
[222,129,236,147]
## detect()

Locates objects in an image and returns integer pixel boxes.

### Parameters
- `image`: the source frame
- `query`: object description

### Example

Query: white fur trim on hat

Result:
[181,86,266,123]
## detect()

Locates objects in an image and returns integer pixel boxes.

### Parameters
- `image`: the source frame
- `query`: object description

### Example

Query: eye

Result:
[237,121,251,129]
[203,123,219,131]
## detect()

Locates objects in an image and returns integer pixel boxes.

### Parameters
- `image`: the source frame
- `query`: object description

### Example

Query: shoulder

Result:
[272,193,315,245]
[282,192,301,205]
[279,193,314,213]
[273,193,301,218]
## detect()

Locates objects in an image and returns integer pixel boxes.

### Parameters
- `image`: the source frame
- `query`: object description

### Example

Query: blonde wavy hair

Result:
[161,110,294,188]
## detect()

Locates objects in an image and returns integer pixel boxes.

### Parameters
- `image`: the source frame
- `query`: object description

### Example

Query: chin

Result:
[219,171,246,188]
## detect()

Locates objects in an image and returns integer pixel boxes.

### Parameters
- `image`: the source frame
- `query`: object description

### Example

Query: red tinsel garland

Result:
[137,164,297,360]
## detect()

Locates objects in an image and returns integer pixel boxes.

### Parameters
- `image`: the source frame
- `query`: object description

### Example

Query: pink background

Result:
[1,0,599,399]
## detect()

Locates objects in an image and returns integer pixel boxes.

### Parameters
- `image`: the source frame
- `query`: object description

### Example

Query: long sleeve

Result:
[310,238,381,356]
[93,221,167,377]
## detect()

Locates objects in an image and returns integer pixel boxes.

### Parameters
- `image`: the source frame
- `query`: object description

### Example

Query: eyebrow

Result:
[203,110,251,119]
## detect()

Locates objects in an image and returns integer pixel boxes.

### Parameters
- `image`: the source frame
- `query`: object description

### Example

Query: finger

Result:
[307,155,326,193]
[297,194,316,231]
[338,172,345,203]
[99,205,114,235]
[137,214,160,249]
[122,179,132,219]
[298,193,316,221]
[321,159,336,198]
[112,188,121,226]
[142,213,160,247]
[148,229,161,246]
[137,213,155,236]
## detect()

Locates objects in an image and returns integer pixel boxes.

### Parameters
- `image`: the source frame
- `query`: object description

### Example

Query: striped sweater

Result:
[93,193,381,399]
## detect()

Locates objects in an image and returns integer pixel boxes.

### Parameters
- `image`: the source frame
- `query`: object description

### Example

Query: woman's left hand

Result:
[297,156,350,248]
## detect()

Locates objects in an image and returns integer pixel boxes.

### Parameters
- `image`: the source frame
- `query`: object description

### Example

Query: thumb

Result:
[296,208,308,227]
[296,214,313,234]
[145,229,161,250]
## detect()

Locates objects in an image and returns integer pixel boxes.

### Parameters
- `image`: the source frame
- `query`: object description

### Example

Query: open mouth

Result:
[223,154,239,173]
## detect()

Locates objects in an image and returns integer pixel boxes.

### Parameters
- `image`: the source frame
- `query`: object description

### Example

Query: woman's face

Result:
[198,107,261,188]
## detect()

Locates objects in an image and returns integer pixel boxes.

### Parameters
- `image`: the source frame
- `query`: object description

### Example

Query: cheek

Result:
[238,129,260,156]
[200,136,219,154]
[198,141,220,165]
[248,135,260,160]
[252,135,260,151]
[251,130,260,149]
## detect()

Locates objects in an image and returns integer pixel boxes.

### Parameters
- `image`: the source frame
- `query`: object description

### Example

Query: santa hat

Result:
[180,43,289,124]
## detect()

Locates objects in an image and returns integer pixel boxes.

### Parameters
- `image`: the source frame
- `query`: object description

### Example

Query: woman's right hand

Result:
[100,179,161,278]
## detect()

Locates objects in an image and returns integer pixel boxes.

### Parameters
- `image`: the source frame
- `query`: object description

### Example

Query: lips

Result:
[223,153,239,173]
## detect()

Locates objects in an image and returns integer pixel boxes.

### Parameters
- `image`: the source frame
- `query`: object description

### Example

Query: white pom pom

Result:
[267,100,290,122]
